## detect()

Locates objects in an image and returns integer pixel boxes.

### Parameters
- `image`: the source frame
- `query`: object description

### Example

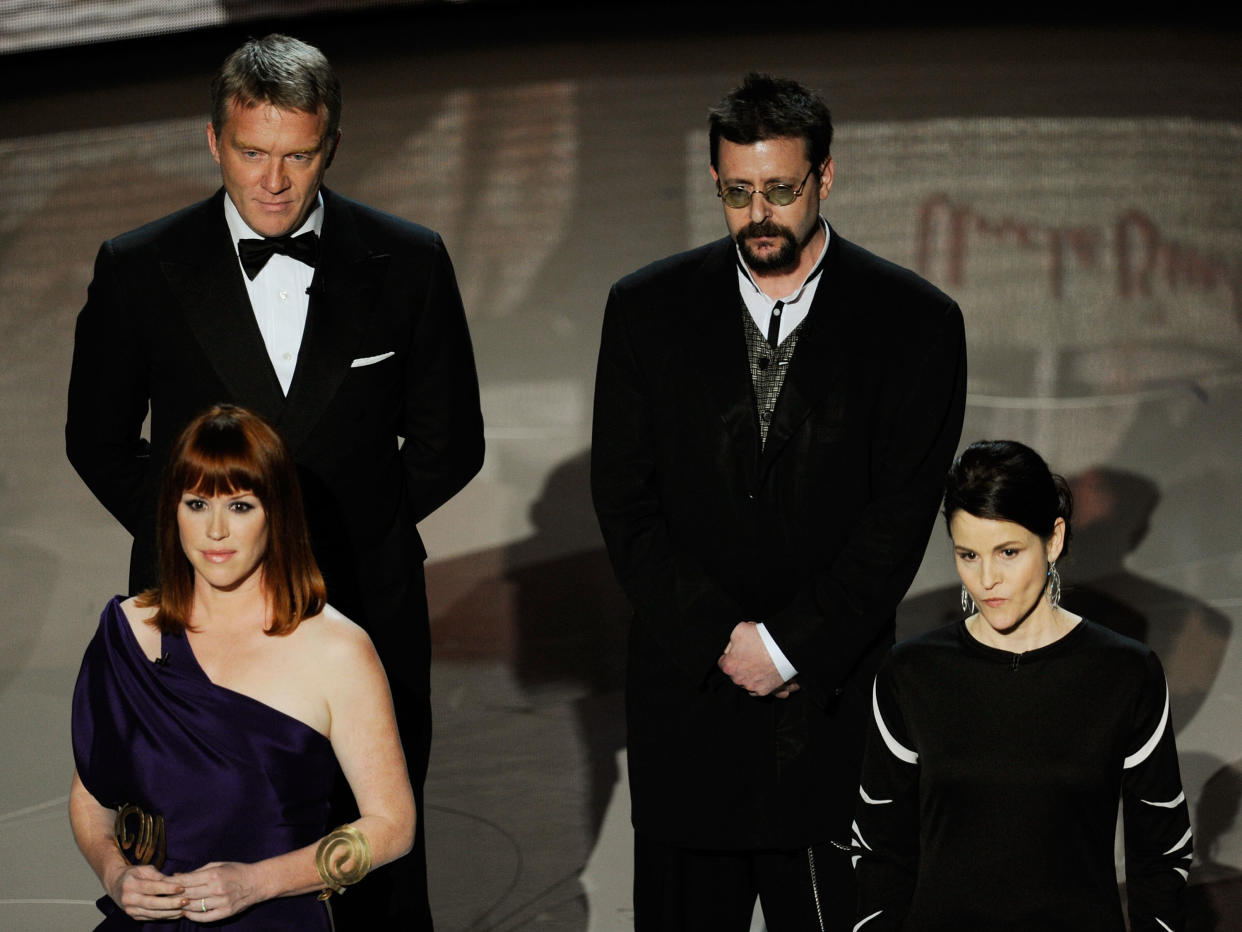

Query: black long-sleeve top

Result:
[852,618,1191,931]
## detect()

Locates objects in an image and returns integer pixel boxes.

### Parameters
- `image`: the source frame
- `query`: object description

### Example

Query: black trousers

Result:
[634,831,856,932]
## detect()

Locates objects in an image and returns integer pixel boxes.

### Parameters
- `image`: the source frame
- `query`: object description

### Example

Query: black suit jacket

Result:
[591,229,966,850]
[66,188,484,693]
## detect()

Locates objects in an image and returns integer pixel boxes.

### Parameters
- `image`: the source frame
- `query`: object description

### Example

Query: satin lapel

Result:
[159,192,286,424]
[277,191,388,452]
[682,240,760,473]
[759,231,849,476]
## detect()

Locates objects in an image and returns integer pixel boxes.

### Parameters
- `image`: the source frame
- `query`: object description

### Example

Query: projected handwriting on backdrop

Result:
[917,195,1242,321]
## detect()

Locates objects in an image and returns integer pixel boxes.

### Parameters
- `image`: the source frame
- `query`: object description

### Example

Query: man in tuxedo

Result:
[66,34,483,929]
[590,73,966,930]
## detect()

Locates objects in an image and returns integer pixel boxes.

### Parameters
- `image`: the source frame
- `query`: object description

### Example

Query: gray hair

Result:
[210,34,342,140]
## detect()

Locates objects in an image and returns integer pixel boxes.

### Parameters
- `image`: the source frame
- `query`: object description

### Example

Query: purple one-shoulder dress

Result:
[72,597,336,929]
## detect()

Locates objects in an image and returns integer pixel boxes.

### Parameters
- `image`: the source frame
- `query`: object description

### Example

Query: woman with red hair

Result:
[69,404,415,929]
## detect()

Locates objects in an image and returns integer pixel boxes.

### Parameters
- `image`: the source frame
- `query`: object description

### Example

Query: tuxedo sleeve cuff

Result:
[756,623,798,682]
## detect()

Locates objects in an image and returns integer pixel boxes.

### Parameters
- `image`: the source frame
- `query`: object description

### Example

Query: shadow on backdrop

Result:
[1177,753,1242,930]
[429,449,629,845]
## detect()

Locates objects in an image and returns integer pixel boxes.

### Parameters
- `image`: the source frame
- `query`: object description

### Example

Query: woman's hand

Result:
[174,861,263,922]
[104,862,187,921]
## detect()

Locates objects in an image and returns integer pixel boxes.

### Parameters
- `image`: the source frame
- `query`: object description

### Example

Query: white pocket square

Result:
[351,351,395,368]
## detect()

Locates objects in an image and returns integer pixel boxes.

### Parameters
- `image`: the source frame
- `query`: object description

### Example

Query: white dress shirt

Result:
[735,218,831,684]
[223,193,323,395]
[736,217,830,346]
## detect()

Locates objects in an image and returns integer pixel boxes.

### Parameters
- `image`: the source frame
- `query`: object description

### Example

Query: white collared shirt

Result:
[736,218,831,683]
[223,193,324,395]
[735,217,830,346]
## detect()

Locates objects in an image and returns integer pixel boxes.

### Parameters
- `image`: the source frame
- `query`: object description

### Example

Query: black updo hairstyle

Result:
[943,440,1074,561]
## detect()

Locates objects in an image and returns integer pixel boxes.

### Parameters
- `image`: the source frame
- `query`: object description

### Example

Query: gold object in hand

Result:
[114,803,166,870]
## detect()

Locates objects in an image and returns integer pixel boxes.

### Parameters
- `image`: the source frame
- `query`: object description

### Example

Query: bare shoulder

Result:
[294,607,393,724]
[119,596,161,661]
[295,604,383,670]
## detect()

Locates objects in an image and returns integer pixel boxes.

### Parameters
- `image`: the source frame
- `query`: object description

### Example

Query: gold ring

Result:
[200,898,207,913]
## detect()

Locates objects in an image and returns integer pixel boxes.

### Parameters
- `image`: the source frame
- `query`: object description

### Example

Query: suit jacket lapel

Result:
[682,239,760,475]
[759,228,849,477]
[279,189,389,451]
[159,191,287,425]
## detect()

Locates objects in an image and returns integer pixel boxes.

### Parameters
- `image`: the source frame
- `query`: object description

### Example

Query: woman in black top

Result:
[853,440,1191,931]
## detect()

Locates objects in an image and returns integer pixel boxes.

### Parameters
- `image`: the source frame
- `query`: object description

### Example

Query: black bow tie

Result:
[237,230,320,280]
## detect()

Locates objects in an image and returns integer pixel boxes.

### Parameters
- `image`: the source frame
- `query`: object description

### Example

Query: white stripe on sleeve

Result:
[854,909,883,931]
[872,678,918,764]
[1124,684,1169,770]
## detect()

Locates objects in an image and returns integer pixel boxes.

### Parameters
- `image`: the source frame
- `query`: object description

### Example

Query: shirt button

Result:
[761,409,772,422]
[772,307,781,317]
[282,352,293,361]
[279,290,288,300]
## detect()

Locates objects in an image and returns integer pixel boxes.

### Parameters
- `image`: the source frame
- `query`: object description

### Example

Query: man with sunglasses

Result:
[591,73,966,930]
[66,34,483,930]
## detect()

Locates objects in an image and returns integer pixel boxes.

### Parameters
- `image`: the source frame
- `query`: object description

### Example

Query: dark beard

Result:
[736,221,798,272]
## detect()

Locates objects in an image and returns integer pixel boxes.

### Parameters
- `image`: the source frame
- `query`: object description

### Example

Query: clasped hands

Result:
[108,860,258,923]
[717,621,800,699]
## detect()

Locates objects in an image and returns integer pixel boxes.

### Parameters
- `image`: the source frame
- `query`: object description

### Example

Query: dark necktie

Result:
[237,230,320,280]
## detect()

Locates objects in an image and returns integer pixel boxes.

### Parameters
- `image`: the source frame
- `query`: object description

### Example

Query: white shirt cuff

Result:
[756,623,798,682]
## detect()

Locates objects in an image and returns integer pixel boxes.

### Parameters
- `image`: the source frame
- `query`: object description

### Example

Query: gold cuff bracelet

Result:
[314,824,372,900]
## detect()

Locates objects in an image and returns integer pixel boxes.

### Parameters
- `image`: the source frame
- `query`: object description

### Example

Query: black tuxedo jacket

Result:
[66,188,484,693]
[591,229,966,850]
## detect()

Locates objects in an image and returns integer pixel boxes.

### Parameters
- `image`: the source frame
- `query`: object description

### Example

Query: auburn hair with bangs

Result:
[136,404,326,635]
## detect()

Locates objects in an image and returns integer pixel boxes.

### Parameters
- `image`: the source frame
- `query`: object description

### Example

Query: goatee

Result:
[737,221,798,272]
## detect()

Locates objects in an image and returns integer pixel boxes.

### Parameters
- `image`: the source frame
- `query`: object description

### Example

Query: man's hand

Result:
[772,680,801,699]
[718,621,791,697]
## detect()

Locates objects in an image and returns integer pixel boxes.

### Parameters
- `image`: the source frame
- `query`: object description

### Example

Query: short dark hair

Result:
[708,72,833,171]
[943,440,1074,560]
[137,404,326,636]
[210,34,342,140]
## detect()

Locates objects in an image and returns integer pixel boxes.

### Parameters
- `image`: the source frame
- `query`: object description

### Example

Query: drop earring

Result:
[1047,562,1062,611]
[960,585,977,615]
